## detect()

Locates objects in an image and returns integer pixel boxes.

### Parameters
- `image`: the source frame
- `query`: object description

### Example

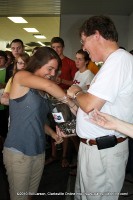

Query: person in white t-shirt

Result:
[68,49,94,175]
[73,49,94,92]
[66,16,133,200]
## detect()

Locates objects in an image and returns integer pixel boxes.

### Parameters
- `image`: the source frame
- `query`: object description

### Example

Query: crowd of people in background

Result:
[1,15,133,200]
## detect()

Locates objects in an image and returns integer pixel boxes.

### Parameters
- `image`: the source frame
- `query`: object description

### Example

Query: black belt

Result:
[80,137,127,146]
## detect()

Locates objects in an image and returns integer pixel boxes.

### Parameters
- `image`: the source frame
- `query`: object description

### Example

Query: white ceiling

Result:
[0,16,60,50]
[0,0,133,51]
[0,0,60,51]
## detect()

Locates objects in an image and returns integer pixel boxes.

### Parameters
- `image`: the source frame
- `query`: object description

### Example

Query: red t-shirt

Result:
[59,56,77,90]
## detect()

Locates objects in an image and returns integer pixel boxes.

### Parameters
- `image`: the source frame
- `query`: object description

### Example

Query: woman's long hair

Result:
[25,47,62,73]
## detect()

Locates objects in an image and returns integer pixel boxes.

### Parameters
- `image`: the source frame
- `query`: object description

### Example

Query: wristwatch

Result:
[73,90,83,99]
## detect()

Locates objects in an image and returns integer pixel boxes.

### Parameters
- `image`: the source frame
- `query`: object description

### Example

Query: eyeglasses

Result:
[80,37,88,45]
[80,39,84,45]
[17,61,25,65]
[80,35,92,45]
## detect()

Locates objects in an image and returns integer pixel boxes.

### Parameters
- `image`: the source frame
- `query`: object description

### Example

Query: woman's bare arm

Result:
[1,92,9,105]
[90,109,133,138]
[10,71,77,112]
[44,124,63,144]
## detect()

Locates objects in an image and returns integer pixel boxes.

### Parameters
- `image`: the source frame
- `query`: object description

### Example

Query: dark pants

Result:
[126,138,133,176]
[0,109,9,139]
[0,108,9,166]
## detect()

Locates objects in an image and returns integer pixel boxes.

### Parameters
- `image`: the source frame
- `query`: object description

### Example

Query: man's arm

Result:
[67,85,106,113]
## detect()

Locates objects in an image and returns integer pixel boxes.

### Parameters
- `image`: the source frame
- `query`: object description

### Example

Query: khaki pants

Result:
[3,148,45,200]
[75,139,128,200]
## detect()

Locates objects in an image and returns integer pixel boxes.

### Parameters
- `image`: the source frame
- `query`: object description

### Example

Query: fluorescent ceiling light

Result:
[38,41,46,46]
[23,28,39,32]
[8,17,28,23]
[34,35,46,39]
